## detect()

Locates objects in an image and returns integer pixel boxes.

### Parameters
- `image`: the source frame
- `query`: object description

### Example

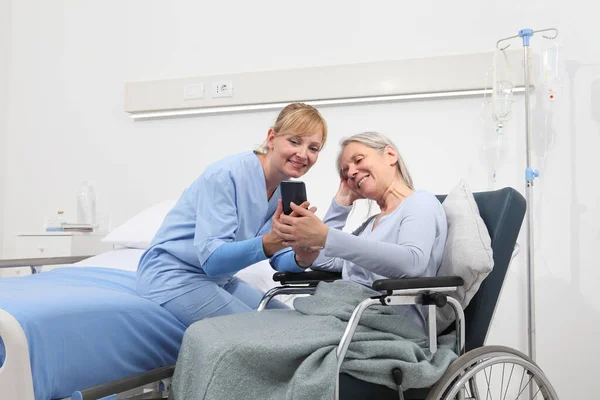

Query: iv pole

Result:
[495,28,559,370]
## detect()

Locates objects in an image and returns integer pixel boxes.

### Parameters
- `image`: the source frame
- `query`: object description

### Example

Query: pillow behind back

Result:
[436,180,494,333]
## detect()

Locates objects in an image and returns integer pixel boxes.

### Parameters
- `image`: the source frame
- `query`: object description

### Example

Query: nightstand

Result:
[4,232,115,277]
[16,232,114,258]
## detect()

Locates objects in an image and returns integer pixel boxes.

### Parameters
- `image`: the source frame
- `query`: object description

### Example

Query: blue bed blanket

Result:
[0,267,186,400]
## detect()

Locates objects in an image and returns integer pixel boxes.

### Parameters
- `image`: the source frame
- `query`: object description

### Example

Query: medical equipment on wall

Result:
[494,28,559,378]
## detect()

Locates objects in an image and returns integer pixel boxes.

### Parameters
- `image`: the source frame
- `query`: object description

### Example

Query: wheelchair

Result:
[257,187,559,400]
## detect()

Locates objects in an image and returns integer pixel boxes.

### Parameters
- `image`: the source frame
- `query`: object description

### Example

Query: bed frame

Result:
[0,256,172,400]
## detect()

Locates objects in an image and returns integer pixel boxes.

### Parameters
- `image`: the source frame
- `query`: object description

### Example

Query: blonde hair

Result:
[336,131,414,190]
[256,103,328,154]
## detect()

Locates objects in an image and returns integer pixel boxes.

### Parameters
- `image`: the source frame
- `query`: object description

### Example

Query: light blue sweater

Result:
[273,190,448,329]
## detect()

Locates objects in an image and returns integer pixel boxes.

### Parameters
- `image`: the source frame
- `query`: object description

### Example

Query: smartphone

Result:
[280,180,307,215]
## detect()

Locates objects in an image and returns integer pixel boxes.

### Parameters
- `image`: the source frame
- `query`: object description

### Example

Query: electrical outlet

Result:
[212,80,234,98]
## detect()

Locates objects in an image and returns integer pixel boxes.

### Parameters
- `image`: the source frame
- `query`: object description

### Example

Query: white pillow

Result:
[234,260,279,294]
[436,180,494,333]
[72,248,145,271]
[102,200,177,249]
[41,248,145,272]
[235,260,300,305]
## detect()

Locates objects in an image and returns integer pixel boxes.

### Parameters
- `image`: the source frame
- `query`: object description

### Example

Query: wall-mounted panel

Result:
[125,50,534,119]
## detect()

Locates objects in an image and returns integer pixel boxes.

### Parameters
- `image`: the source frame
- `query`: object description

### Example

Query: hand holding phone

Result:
[280,180,307,215]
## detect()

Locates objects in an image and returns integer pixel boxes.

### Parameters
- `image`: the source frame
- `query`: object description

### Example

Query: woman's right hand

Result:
[335,179,363,206]
[266,199,314,257]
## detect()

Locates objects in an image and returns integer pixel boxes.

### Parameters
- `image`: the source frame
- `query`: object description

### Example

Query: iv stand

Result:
[495,28,559,373]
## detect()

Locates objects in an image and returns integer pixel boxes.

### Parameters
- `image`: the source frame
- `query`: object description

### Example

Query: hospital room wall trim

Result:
[125,50,532,120]
[128,88,527,120]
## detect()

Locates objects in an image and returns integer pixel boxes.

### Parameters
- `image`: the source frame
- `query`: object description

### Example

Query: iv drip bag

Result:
[492,80,514,122]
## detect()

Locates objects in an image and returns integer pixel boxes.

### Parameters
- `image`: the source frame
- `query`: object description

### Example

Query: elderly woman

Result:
[169,132,454,400]
[272,131,447,330]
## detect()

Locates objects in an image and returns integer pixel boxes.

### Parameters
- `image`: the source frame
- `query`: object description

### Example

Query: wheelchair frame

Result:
[258,271,467,399]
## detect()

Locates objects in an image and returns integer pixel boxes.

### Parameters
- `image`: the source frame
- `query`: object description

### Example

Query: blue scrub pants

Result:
[162,276,289,327]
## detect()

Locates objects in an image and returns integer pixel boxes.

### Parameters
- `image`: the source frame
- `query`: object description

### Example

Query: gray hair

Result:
[336,131,414,190]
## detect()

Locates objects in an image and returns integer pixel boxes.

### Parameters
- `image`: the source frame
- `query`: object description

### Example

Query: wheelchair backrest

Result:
[436,187,526,351]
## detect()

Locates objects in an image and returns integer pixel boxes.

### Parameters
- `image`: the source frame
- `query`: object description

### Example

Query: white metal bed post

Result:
[495,27,559,373]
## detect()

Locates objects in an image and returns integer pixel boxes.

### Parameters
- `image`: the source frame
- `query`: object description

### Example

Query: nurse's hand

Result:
[271,200,315,237]
[278,202,328,249]
[264,200,313,257]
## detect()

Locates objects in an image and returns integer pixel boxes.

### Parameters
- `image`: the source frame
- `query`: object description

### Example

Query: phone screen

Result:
[280,181,307,215]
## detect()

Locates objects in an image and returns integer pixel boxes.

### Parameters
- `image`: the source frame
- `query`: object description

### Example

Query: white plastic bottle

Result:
[77,181,97,226]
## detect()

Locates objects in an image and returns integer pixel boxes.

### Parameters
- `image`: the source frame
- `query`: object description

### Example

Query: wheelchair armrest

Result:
[273,271,343,285]
[372,276,464,292]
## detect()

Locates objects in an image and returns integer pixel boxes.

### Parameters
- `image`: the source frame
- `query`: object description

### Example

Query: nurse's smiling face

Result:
[257,103,327,191]
[266,129,323,179]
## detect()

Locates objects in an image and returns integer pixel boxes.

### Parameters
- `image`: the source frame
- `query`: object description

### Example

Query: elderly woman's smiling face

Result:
[339,142,399,200]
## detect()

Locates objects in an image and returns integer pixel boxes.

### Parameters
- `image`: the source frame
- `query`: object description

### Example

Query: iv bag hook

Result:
[496,28,559,50]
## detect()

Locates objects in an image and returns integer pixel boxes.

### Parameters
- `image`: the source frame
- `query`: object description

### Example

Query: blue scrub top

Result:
[136,151,294,305]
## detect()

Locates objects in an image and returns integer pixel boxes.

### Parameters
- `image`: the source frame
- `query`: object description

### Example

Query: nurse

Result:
[136,103,327,327]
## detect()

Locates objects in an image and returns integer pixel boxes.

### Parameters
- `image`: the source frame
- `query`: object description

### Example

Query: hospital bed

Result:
[0,248,283,400]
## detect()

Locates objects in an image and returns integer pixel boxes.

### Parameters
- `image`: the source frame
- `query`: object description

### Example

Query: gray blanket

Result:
[170,281,458,400]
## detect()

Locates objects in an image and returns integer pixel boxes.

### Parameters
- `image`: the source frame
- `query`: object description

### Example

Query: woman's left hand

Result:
[277,202,329,248]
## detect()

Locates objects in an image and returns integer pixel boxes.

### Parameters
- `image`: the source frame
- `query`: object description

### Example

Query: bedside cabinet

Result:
[4,232,115,277]
[16,232,114,258]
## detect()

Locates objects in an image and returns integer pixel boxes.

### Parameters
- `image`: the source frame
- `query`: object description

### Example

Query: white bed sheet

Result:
[73,248,143,271]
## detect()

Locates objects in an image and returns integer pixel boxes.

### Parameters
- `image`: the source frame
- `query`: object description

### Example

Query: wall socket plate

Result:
[212,80,234,98]
[183,83,205,100]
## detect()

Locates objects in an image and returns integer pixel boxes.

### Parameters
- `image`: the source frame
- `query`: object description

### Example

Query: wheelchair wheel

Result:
[426,345,558,400]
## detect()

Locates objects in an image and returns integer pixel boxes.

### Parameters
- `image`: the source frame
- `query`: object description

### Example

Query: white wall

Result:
[2,0,599,397]
[0,0,11,259]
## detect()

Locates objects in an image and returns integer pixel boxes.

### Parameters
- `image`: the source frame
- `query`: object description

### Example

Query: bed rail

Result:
[0,308,36,400]
[0,255,94,274]
[72,365,175,400]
